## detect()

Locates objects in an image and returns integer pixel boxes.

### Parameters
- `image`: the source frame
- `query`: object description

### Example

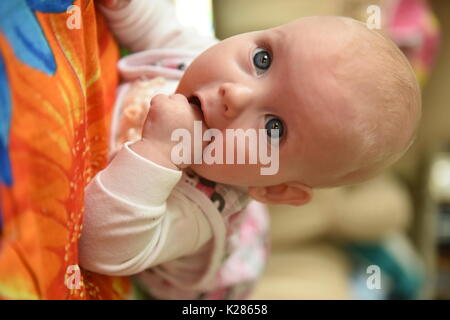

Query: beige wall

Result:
[213,0,382,39]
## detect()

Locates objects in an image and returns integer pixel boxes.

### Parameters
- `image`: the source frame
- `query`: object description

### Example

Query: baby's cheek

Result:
[190,162,251,186]
[220,134,252,163]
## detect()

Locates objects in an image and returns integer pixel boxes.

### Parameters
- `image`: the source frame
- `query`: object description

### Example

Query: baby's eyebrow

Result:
[268,28,285,56]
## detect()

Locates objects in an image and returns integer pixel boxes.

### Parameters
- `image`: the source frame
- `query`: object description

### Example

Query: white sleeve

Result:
[78,142,213,276]
[98,0,218,52]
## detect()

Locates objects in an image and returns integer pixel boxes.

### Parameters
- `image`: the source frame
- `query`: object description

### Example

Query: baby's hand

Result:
[130,94,205,170]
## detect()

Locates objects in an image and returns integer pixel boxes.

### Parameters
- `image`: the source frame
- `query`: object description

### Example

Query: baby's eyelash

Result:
[257,41,273,57]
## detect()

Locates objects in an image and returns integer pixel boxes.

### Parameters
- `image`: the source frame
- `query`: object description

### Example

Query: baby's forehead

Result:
[278,16,367,36]
[274,17,372,58]
[271,17,386,91]
[256,17,396,114]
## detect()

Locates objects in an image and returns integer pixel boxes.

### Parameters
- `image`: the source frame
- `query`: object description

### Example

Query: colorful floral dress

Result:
[0,0,131,299]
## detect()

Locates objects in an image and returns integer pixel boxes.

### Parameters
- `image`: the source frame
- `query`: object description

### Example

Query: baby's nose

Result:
[219,82,252,118]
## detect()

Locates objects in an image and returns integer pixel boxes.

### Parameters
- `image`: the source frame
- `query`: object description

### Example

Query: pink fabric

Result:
[385,0,440,80]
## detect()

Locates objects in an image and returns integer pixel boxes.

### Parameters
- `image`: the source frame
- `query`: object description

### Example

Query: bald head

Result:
[275,17,421,187]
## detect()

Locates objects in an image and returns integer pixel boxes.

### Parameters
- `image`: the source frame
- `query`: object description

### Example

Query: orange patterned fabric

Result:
[0,0,131,299]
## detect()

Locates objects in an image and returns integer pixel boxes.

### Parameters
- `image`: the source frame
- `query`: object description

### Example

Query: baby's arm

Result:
[79,94,210,276]
[98,0,217,52]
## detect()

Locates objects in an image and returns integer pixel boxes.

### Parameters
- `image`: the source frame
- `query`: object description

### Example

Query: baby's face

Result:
[176,18,375,187]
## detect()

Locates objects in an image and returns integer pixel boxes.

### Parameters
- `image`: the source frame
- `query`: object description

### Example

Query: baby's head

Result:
[176,16,421,206]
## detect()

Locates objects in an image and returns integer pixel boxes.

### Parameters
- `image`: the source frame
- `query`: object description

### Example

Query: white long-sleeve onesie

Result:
[98,0,218,52]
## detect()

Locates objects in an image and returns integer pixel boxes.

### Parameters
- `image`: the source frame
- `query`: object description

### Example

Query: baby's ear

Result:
[248,181,313,206]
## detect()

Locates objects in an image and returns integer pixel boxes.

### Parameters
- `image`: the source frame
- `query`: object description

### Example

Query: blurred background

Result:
[173,0,450,299]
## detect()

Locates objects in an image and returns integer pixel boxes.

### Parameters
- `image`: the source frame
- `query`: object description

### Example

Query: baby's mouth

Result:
[188,95,201,110]
[188,95,206,124]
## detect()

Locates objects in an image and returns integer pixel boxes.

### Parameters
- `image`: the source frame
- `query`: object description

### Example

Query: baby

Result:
[79,13,421,299]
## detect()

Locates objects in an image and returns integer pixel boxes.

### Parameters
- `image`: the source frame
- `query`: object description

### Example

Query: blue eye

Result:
[253,48,271,75]
[265,116,284,140]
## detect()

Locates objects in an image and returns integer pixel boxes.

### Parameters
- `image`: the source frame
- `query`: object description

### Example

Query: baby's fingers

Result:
[168,93,189,103]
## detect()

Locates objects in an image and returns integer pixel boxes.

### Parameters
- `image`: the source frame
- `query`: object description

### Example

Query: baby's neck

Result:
[184,168,249,194]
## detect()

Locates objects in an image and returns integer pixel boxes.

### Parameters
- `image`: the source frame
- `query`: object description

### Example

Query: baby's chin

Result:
[189,163,284,187]
[189,163,249,186]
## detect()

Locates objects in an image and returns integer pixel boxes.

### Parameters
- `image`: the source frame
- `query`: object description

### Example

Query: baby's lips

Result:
[188,97,207,130]
[189,103,208,130]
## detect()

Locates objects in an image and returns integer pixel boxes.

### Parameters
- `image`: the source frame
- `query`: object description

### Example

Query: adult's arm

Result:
[98,0,218,52]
